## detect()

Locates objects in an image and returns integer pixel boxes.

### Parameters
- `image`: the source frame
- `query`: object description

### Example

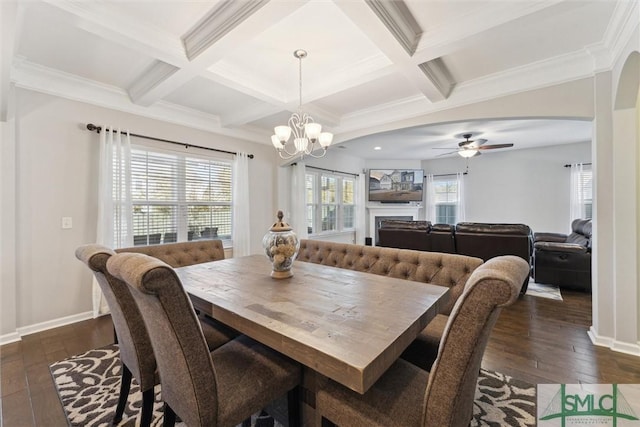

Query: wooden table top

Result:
[176,255,449,394]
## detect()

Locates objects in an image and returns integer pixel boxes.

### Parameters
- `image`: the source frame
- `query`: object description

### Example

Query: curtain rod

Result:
[292,163,359,177]
[564,162,592,167]
[86,124,254,159]
[431,171,468,178]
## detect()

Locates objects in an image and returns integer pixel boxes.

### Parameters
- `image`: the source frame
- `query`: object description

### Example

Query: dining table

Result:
[176,254,450,396]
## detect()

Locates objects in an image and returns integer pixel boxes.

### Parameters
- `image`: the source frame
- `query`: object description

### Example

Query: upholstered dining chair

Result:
[401,254,529,371]
[315,255,530,427]
[106,251,302,427]
[75,244,238,427]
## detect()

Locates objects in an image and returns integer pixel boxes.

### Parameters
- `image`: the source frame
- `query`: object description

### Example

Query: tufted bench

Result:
[116,240,225,267]
[297,239,482,315]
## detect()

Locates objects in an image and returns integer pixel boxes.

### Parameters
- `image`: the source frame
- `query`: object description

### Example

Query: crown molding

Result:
[41,0,186,67]
[418,59,455,99]
[12,60,266,143]
[336,48,595,136]
[183,0,270,60]
[413,0,565,64]
[365,0,422,56]
[128,61,180,106]
[587,0,639,73]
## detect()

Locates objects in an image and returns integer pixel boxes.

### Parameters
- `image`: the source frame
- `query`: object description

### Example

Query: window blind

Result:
[126,146,232,245]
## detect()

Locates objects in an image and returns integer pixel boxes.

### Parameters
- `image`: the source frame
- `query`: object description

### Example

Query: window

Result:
[433,179,459,225]
[573,166,593,219]
[305,171,356,235]
[124,146,232,246]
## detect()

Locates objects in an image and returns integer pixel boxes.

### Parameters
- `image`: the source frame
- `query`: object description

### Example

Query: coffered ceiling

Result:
[2,0,637,159]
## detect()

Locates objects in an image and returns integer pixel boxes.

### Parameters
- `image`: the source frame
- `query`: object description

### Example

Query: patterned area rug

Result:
[50,345,536,427]
[525,280,563,301]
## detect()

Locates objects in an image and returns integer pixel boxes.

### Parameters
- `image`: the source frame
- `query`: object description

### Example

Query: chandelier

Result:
[271,50,333,159]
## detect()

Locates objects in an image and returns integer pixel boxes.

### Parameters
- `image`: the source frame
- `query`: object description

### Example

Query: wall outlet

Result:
[62,217,73,229]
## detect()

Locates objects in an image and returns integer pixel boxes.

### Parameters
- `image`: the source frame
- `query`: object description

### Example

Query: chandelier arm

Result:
[279,142,300,157]
[307,148,328,158]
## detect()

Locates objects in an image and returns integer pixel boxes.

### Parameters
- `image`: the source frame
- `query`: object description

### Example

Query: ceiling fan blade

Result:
[476,143,514,150]
[432,147,458,150]
[436,151,459,157]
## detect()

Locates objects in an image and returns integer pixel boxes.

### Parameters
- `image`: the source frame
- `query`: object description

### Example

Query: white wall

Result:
[422,141,591,233]
[2,88,277,338]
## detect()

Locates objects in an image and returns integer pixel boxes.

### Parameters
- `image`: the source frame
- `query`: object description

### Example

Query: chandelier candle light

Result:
[271,50,333,159]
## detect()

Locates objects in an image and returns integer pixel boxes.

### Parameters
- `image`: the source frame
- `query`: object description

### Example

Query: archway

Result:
[610,50,640,351]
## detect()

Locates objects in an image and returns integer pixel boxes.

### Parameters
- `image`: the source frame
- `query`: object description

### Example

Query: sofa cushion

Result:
[298,239,482,314]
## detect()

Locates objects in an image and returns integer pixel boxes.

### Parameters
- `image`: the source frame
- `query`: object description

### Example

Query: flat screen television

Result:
[368,169,424,203]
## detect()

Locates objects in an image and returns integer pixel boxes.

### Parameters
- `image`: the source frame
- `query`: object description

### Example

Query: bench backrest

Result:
[116,240,225,268]
[297,239,483,314]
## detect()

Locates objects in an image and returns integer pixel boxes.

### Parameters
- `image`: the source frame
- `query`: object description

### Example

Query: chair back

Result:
[75,244,157,390]
[106,252,218,427]
[422,255,529,427]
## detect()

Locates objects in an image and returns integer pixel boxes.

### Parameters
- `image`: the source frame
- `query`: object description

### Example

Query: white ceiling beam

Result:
[221,103,282,128]
[365,0,422,56]
[410,0,566,65]
[41,0,187,67]
[129,0,307,107]
[1,1,20,121]
[334,0,449,102]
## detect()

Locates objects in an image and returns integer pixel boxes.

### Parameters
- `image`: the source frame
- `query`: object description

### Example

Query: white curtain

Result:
[94,127,132,317]
[456,172,466,222]
[290,162,308,239]
[425,174,436,222]
[232,152,251,257]
[569,163,585,226]
[355,173,367,244]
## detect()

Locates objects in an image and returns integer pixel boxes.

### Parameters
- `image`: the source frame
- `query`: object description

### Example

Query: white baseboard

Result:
[588,326,640,356]
[588,326,614,347]
[611,340,640,356]
[0,311,95,345]
[0,332,21,346]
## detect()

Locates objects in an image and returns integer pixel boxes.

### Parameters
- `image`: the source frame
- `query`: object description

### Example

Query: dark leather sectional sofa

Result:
[533,219,592,292]
[378,220,533,292]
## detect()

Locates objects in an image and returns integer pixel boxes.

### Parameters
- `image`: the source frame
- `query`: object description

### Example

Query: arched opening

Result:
[610,50,640,349]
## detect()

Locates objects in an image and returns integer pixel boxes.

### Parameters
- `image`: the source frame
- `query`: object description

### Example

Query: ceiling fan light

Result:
[458,149,477,158]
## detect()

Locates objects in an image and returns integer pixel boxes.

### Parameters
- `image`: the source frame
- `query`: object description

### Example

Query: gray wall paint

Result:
[422,141,592,233]
[4,89,276,332]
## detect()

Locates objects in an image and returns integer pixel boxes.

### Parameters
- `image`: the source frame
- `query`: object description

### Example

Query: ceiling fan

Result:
[433,133,514,158]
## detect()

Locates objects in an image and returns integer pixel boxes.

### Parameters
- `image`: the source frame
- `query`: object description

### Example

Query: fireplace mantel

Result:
[368,205,421,246]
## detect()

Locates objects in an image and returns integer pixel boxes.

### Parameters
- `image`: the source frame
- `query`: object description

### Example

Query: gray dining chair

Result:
[76,244,238,427]
[106,251,302,427]
[315,255,530,427]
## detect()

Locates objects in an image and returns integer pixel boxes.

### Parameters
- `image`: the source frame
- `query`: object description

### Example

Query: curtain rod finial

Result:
[86,123,102,133]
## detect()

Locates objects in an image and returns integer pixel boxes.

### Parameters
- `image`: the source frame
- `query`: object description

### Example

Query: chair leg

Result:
[113,364,132,424]
[140,388,155,427]
[287,386,301,427]
[163,403,176,427]
[113,326,118,344]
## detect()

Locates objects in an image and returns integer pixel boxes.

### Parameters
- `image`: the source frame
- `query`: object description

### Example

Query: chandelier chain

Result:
[271,49,333,160]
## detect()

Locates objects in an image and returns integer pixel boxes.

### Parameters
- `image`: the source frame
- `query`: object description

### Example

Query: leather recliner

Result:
[533,219,592,292]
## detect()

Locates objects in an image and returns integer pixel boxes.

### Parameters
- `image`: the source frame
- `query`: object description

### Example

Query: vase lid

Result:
[269,210,292,232]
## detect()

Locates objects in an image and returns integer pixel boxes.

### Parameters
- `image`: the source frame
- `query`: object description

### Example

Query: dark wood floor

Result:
[2,290,640,426]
